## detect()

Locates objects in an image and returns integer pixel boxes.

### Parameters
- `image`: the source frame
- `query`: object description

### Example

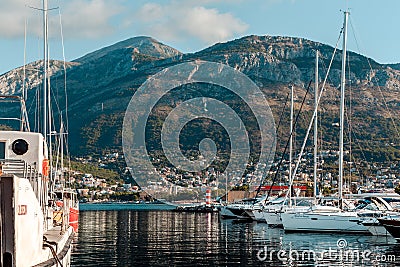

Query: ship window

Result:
[0,142,5,159]
[12,139,28,155]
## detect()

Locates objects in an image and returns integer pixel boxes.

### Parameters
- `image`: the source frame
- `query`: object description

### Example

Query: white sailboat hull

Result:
[263,210,282,226]
[281,211,369,233]
[219,204,253,220]
[262,204,310,226]
[253,210,266,222]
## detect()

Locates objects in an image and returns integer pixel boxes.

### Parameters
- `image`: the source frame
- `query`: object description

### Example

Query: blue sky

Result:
[0,0,398,74]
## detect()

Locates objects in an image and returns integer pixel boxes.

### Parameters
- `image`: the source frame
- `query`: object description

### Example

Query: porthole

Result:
[12,139,29,155]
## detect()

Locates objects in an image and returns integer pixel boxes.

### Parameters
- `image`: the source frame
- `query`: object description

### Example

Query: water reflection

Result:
[72,210,400,266]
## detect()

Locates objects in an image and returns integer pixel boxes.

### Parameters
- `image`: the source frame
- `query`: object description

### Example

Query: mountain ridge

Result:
[1,35,398,95]
[74,36,182,64]
[1,35,400,163]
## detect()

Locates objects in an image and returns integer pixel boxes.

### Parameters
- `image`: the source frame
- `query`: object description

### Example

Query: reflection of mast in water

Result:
[205,213,212,252]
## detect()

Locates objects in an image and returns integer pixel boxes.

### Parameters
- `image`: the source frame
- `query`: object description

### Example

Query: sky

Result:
[0,0,399,75]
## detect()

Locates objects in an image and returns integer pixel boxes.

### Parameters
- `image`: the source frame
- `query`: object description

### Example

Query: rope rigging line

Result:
[349,17,400,142]
[59,9,69,134]
[254,91,290,198]
[58,7,72,184]
[284,27,344,203]
[265,80,313,201]
[318,52,338,153]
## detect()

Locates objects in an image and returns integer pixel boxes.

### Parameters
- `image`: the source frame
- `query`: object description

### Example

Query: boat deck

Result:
[44,226,69,243]
[33,226,74,267]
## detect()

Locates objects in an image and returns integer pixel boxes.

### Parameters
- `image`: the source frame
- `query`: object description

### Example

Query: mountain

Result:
[1,35,400,163]
[0,36,181,95]
[195,35,396,87]
[74,36,182,63]
[0,60,78,95]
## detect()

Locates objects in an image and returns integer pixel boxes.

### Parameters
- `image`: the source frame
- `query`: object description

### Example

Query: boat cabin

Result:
[0,131,48,177]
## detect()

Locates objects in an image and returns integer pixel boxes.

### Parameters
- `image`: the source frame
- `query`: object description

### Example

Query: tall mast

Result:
[225,172,228,204]
[42,0,48,141]
[60,122,64,184]
[314,50,319,200]
[339,11,349,209]
[21,18,27,131]
[289,84,294,203]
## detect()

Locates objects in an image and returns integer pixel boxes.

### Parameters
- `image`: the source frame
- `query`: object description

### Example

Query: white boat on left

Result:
[0,0,78,265]
[0,130,76,266]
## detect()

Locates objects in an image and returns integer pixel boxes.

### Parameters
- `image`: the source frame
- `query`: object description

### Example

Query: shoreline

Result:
[79,202,177,211]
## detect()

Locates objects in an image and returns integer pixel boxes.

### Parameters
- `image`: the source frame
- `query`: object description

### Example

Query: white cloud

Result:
[130,1,248,46]
[135,3,163,23]
[181,6,248,43]
[0,0,248,46]
[0,0,122,39]
[0,0,34,38]
[60,0,122,38]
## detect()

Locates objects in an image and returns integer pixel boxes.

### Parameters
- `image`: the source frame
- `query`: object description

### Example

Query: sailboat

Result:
[0,0,77,265]
[260,84,295,226]
[280,11,371,233]
[260,83,315,226]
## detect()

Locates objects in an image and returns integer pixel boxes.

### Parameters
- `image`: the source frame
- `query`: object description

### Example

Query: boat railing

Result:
[1,159,28,176]
[0,159,40,192]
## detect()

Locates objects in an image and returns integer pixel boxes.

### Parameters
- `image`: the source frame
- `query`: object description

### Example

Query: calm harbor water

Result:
[71,207,400,267]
